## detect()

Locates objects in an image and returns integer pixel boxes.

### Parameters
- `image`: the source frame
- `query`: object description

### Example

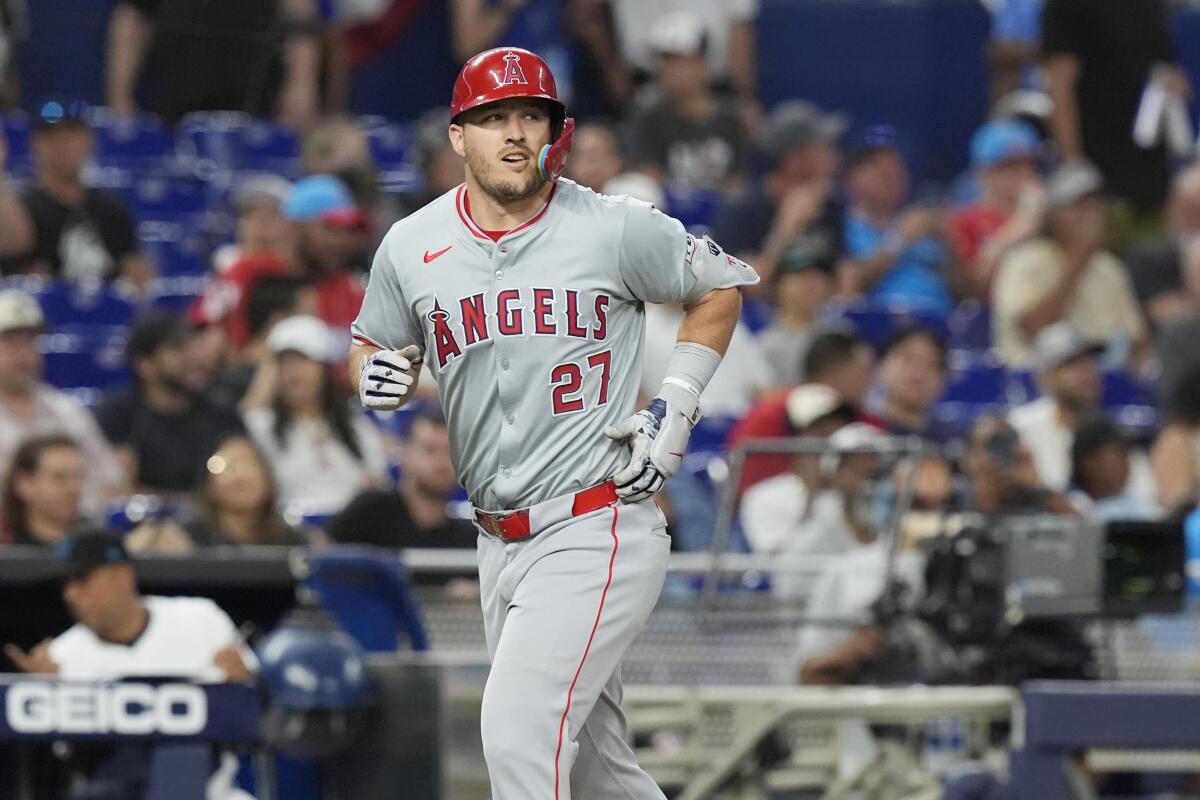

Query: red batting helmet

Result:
[450,47,574,180]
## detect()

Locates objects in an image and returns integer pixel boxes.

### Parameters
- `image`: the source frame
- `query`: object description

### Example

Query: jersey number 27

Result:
[549,350,611,415]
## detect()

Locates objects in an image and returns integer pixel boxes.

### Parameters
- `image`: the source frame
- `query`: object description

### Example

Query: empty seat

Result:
[90,111,174,169]
[948,300,992,352]
[32,282,137,328]
[825,302,950,350]
[41,327,131,390]
[237,120,299,174]
[664,184,723,231]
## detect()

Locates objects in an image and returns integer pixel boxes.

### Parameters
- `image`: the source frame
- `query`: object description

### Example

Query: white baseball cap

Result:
[267,315,336,363]
[0,290,45,334]
[785,383,856,431]
[1032,321,1104,374]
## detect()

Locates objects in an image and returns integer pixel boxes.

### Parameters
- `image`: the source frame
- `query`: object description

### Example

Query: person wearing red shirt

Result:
[950,120,1044,301]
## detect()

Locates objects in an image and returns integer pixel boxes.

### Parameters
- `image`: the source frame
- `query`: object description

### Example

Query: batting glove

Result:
[603,397,695,503]
[358,345,422,411]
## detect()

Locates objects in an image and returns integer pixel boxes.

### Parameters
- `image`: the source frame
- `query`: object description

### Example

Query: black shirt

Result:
[325,488,478,550]
[122,0,285,123]
[1041,0,1175,209]
[1,186,138,281]
[710,180,845,260]
[626,93,748,190]
[95,385,245,493]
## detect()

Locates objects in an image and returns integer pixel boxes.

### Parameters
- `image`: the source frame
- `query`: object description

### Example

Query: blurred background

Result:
[3,0,1200,798]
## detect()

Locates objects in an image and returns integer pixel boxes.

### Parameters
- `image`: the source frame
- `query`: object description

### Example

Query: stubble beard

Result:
[465,149,547,204]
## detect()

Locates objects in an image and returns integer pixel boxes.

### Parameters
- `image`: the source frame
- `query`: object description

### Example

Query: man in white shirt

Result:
[1008,321,1156,505]
[0,289,127,515]
[4,529,253,681]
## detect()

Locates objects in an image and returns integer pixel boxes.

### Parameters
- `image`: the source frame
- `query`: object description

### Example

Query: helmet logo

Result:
[500,51,528,87]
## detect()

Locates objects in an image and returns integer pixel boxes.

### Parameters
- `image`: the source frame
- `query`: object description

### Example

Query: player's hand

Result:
[4,639,60,675]
[213,646,254,683]
[604,397,693,503]
[358,345,422,410]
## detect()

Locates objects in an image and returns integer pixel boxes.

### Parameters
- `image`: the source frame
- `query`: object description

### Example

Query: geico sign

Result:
[6,683,207,735]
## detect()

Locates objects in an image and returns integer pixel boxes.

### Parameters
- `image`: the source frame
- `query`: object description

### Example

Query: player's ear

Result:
[448,124,467,158]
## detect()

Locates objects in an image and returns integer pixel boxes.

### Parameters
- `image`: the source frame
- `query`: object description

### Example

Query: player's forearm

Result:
[677,287,741,357]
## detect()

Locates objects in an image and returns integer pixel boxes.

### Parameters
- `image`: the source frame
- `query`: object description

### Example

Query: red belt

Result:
[474,481,619,542]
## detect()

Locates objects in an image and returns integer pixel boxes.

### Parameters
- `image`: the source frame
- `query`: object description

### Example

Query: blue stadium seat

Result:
[41,326,131,390]
[303,548,429,653]
[933,352,1008,429]
[1,113,31,177]
[1103,369,1156,408]
[140,222,209,276]
[146,275,208,312]
[89,111,174,169]
[32,281,137,327]
[129,175,209,223]
[175,111,254,175]
[1007,368,1039,404]
[824,301,950,350]
[664,184,722,232]
[360,116,414,170]
[948,300,992,352]
[237,120,299,174]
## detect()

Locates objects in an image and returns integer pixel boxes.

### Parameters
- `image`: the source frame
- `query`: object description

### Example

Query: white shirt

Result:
[607,0,759,78]
[0,385,127,516]
[50,595,254,681]
[244,408,388,517]
[1008,396,1159,508]
[642,303,773,418]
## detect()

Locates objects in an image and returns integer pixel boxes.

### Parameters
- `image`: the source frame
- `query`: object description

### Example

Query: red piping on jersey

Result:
[455,182,558,242]
[352,334,385,349]
[553,503,619,799]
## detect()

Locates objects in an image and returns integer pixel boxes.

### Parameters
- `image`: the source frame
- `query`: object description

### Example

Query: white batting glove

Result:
[358,345,422,410]
[603,398,695,503]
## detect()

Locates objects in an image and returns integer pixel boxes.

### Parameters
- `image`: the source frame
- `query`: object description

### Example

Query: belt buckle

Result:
[479,509,512,539]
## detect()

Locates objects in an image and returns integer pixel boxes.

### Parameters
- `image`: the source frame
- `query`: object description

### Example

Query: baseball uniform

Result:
[353,176,755,798]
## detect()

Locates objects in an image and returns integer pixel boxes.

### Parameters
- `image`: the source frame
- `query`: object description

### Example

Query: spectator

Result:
[1150,366,1200,512]
[206,275,318,410]
[871,325,957,445]
[950,120,1045,301]
[740,405,872,559]
[0,0,25,110]
[986,0,1043,101]
[729,328,876,490]
[4,529,254,798]
[0,434,83,547]
[0,99,152,286]
[450,0,576,102]
[566,122,624,194]
[1155,237,1200,407]
[211,174,293,274]
[838,125,955,317]
[300,115,395,238]
[106,0,322,127]
[1069,414,1156,521]
[408,108,466,210]
[758,237,834,386]
[0,128,33,258]
[1009,322,1096,488]
[215,175,367,341]
[1041,0,1186,222]
[1124,163,1200,327]
[96,311,244,495]
[626,13,749,192]
[711,100,845,288]
[326,405,477,549]
[607,0,759,112]
[962,415,1076,516]
[992,162,1146,367]
[0,290,127,512]
[243,315,387,518]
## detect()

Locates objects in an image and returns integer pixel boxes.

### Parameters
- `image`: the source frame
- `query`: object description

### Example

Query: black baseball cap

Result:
[54,528,130,579]
[778,236,836,276]
[33,97,90,131]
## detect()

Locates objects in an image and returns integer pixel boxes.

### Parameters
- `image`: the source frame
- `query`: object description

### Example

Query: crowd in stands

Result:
[0,1,1195,615]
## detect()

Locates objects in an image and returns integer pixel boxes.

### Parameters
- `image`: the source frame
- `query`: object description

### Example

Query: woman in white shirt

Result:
[243,315,388,518]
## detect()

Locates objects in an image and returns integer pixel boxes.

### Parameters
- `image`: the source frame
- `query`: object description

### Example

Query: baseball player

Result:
[350,47,757,799]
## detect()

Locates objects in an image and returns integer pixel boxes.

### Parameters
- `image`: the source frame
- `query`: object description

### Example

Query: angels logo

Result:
[500,52,528,86]
[429,301,463,368]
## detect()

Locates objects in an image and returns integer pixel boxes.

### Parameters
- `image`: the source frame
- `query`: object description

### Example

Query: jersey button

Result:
[504,414,514,425]
[500,358,510,370]
[494,270,503,279]
[502,468,512,478]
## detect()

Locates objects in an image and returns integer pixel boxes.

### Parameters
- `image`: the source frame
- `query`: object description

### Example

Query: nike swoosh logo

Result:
[423,245,453,263]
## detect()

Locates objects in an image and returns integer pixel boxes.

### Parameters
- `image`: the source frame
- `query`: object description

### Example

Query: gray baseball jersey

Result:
[352,178,756,510]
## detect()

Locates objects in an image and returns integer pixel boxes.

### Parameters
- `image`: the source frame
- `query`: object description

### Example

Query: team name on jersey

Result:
[428,288,610,368]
